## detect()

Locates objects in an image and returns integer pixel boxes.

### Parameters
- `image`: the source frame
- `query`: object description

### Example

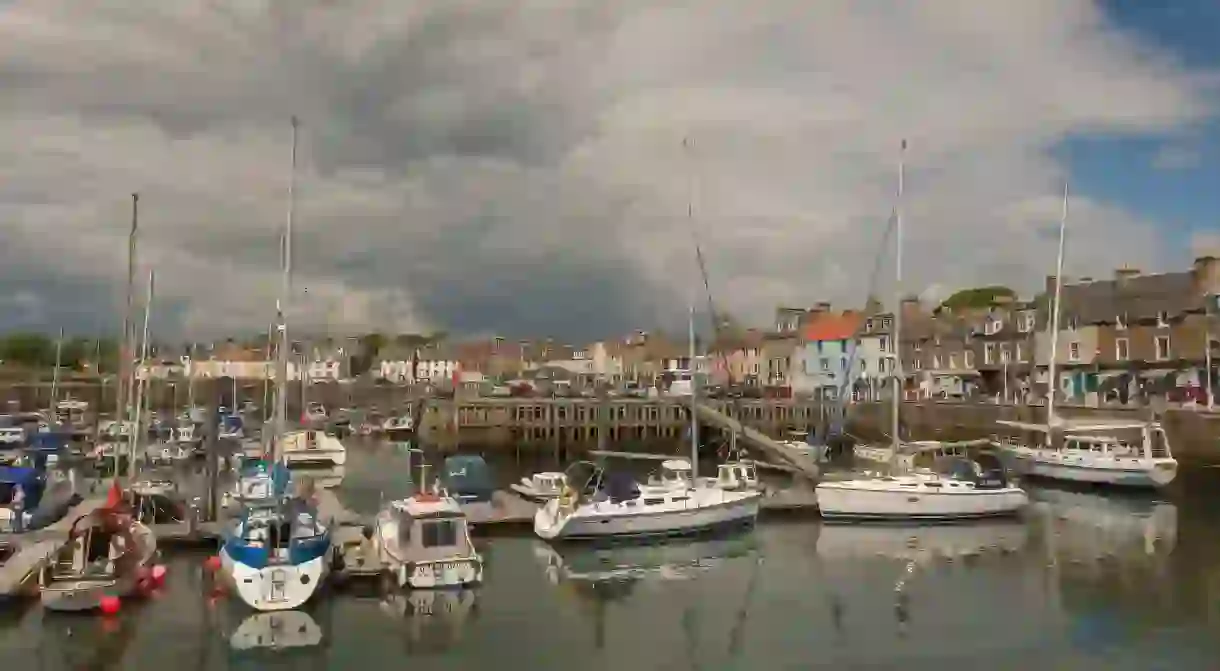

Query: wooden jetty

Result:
[693,402,822,481]
[0,495,108,598]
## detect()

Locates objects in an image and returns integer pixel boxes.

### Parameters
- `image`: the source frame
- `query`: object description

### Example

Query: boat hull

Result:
[399,558,483,589]
[1010,450,1177,488]
[816,481,1028,522]
[40,578,123,612]
[534,494,760,541]
[220,551,328,612]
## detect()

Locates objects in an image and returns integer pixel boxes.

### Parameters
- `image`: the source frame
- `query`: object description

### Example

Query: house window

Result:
[879,336,890,352]
[865,319,873,332]
[859,359,867,371]
[1155,336,1171,361]
[1116,313,1127,330]
[1156,311,1169,328]
[1068,342,1080,361]
[912,357,922,370]
[882,317,892,329]
[820,358,829,371]
[1116,338,1129,360]
[984,343,995,365]
[1000,344,1010,363]
[1067,316,1078,331]
[840,357,847,371]
[1020,313,1035,333]
[948,353,958,369]
[1015,343,1025,362]
[932,354,941,369]
[984,320,1001,336]
[964,351,974,368]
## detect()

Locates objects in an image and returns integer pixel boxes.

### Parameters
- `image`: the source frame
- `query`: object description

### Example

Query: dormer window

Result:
[984,320,1001,336]
[1157,311,1169,328]
[1116,313,1127,330]
[865,319,874,332]
[1019,312,1035,333]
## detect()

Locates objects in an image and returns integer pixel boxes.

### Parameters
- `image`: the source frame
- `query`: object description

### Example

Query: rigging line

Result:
[683,136,731,383]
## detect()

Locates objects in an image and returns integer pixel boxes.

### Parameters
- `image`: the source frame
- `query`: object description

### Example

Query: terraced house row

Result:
[752,255,1220,405]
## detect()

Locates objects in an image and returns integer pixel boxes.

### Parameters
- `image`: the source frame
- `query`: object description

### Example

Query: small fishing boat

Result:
[382,415,414,440]
[39,490,158,611]
[440,455,494,504]
[511,472,568,502]
[280,429,347,468]
[374,486,483,590]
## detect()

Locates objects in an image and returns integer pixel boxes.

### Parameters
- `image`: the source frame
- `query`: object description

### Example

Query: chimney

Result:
[1115,267,1140,283]
[1193,256,1220,296]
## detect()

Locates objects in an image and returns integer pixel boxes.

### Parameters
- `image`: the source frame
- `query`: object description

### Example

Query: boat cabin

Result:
[54,399,89,426]
[234,507,328,565]
[52,512,131,579]
[442,455,494,504]
[530,472,567,496]
[654,459,693,488]
[994,419,1172,459]
[389,497,475,561]
[715,462,758,491]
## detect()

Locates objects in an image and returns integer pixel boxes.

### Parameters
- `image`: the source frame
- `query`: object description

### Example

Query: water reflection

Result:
[38,610,138,671]
[379,589,480,654]
[1028,487,1178,563]
[815,521,1029,562]
[229,610,323,651]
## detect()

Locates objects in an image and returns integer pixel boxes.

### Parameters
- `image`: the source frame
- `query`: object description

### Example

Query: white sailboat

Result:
[219,117,332,612]
[534,307,761,540]
[993,184,1177,487]
[815,141,1028,522]
[280,428,347,468]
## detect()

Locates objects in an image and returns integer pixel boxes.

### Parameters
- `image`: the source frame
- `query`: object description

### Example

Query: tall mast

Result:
[116,194,139,424]
[51,327,63,413]
[129,269,154,481]
[273,116,299,462]
[1045,182,1069,438]
[889,140,906,472]
[688,304,699,482]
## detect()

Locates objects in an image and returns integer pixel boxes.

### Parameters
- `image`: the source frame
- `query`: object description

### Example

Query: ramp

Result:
[694,403,821,481]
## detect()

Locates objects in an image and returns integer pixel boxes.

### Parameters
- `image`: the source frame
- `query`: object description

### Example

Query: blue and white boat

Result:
[219,117,331,613]
[220,500,332,611]
[230,459,292,508]
[219,414,245,441]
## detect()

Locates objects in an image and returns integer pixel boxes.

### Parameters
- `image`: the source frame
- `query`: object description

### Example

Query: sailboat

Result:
[992,184,1178,488]
[534,307,761,540]
[815,141,1028,521]
[219,117,333,612]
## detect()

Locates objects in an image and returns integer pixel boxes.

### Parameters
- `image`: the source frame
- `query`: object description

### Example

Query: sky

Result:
[1,1,1219,342]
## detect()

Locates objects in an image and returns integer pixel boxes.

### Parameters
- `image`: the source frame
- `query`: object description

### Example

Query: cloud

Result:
[0,1,1214,341]
[1151,144,1202,170]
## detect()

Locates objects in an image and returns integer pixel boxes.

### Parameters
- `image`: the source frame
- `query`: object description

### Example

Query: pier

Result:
[693,402,821,481]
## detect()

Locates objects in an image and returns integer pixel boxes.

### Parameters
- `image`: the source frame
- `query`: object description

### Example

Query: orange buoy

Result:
[99,596,121,615]
[203,555,222,572]
[151,564,168,585]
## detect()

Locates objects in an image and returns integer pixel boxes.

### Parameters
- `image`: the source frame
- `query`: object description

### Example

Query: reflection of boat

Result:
[230,610,324,651]
[1027,488,1177,560]
[536,531,758,585]
[293,465,345,490]
[380,589,480,654]
[815,521,1028,562]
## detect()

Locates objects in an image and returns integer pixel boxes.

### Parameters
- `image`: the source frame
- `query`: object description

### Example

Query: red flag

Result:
[105,480,123,508]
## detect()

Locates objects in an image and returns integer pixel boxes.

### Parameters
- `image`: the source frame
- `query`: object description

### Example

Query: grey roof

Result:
[1046,272,1202,326]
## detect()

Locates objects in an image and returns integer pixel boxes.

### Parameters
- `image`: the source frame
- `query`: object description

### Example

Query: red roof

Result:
[801,312,862,342]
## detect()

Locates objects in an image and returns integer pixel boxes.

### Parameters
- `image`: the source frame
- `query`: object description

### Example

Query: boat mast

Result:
[1045,182,1069,440]
[272,116,299,462]
[50,327,63,414]
[889,140,906,474]
[129,269,154,481]
[688,303,699,482]
[116,194,139,425]
[186,343,195,413]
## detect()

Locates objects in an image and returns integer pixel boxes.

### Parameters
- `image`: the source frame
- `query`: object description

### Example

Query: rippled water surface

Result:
[2,443,1219,670]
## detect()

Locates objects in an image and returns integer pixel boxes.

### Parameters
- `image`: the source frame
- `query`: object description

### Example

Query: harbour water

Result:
[2,443,1219,669]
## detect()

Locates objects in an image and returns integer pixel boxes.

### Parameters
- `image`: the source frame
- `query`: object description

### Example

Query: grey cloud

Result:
[0,1,1215,341]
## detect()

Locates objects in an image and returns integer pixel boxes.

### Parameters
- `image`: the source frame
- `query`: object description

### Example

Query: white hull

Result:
[534,490,760,541]
[281,431,347,467]
[1008,448,1176,488]
[817,477,1028,522]
[221,551,328,612]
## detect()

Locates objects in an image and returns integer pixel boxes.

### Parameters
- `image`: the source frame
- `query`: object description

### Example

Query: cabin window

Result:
[923,482,942,488]
[420,520,460,548]
[670,496,689,502]
[643,498,664,505]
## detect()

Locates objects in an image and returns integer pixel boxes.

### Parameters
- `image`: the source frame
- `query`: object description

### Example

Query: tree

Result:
[0,332,54,368]
[359,332,387,357]
[939,286,1016,312]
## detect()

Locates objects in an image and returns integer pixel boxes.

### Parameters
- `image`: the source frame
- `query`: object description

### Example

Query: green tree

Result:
[939,286,1016,312]
[0,332,54,368]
